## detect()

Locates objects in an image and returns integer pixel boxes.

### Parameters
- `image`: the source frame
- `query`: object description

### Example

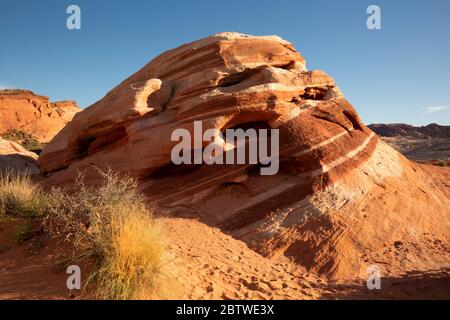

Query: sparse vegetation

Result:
[1,129,46,153]
[14,221,34,244]
[0,170,170,300]
[0,173,48,218]
[434,159,448,167]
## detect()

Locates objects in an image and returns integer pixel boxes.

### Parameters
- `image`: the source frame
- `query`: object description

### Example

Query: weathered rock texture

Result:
[0,89,80,143]
[0,137,39,176]
[38,33,450,280]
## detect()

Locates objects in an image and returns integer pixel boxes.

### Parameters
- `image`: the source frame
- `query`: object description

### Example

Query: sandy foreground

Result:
[1,214,449,300]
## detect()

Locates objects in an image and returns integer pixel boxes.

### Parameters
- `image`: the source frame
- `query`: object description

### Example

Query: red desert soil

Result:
[0,220,70,299]
[1,215,449,300]
[0,217,326,300]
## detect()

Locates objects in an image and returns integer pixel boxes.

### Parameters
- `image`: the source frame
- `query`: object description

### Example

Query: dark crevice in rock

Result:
[78,137,96,158]
[276,60,297,71]
[150,161,202,179]
[267,95,277,108]
[220,120,274,145]
[343,110,362,131]
[217,67,263,88]
[146,80,174,114]
[290,97,301,105]
[221,181,243,187]
[300,86,329,100]
[312,114,353,135]
[223,120,273,133]
[77,127,128,158]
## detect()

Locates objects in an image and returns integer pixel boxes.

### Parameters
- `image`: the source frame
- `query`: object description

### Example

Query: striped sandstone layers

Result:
[37,33,449,280]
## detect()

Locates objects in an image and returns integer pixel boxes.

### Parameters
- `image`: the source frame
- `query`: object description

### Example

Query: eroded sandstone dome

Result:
[38,32,370,185]
[37,33,450,280]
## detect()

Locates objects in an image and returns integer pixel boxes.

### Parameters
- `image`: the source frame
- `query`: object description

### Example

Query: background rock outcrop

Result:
[0,137,39,176]
[369,123,450,139]
[37,33,450,280]
[369,123,450,162]
[0,89,80,143]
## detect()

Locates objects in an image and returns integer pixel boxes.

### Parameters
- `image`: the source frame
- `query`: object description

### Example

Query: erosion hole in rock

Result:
[146,80,173,113]
[77,127,128,158]
[217,67,263,88]
[78,137,96,158]
[301,87,329,100]
[290,97,301,105]
[220,112,277,133]
[343,110,362,131]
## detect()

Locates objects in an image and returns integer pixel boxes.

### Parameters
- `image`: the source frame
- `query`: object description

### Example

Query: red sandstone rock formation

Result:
[0,89,81,143]
[37,33,450,280]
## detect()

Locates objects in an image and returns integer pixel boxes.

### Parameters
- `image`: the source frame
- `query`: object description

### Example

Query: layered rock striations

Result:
[37,33,450,280]
[38,32,370,185]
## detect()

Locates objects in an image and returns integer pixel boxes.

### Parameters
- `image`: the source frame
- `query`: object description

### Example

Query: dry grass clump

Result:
[0,170,170,300]
[94,203,167,299]
[46,171,170,299]
[0,172,47,218]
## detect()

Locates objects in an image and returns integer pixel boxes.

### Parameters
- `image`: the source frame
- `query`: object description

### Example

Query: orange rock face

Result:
[0,89,80,143]
[38,32,357,181]
[38,33,449,280]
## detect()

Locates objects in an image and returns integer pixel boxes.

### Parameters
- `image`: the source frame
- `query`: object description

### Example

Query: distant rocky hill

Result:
[0,89,81,143]
[368,123,449,163]
[368,123,450,139]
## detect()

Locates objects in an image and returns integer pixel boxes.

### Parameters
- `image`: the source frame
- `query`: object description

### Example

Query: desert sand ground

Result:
[1,211,449,300]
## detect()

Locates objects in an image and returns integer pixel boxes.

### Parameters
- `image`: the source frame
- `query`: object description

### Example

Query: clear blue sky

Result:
[1,0,449,125]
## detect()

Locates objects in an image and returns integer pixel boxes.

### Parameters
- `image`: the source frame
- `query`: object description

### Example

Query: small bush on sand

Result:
[435,159,448,167]
[0,170,170,300]
[93,203,167,299]
[0,172,48,218]
[45,171,169,299]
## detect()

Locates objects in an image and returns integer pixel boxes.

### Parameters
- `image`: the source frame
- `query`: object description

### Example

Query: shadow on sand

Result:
[321,268,450,300]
